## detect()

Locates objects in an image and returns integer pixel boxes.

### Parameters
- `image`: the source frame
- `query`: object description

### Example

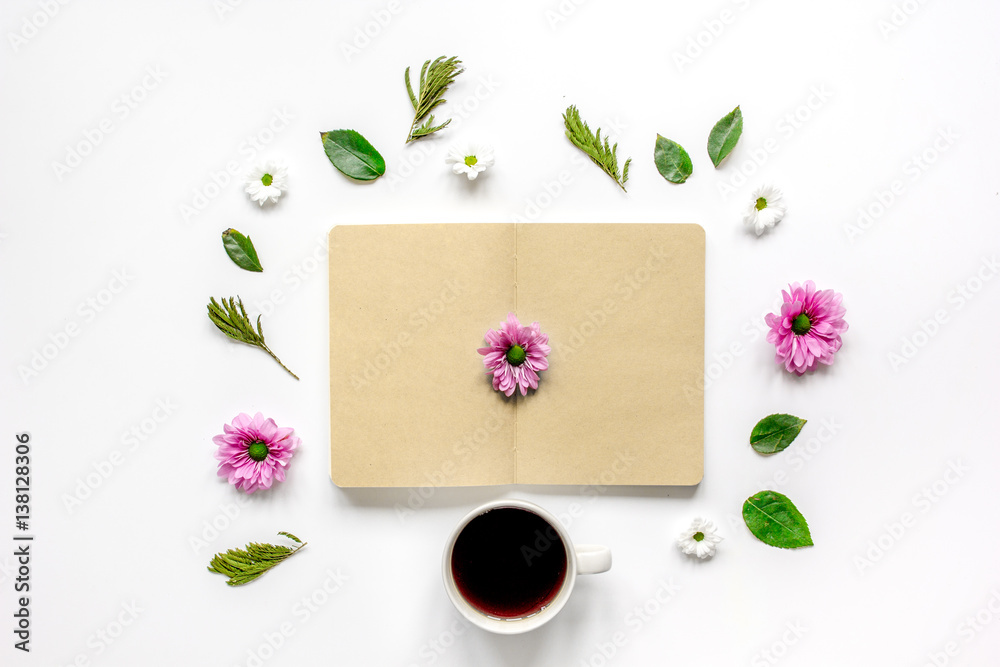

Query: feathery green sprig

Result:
[208,532,306,586]
[405,56,464,143]
[563,105,631,192]
[207,296,299,380]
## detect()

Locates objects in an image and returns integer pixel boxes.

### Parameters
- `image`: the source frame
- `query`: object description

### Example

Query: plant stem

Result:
[262,345,299,380]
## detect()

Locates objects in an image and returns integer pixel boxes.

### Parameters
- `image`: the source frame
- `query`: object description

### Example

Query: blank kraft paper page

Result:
[328,223,704,487]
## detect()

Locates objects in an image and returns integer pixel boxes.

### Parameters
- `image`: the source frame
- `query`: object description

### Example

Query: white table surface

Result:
[3,0,1000,664]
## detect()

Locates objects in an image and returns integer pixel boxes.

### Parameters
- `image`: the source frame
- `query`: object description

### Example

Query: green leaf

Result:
[742,490,813,549]
[207,296,299,379]
[707,105,743,167]
[750,414,807,454]
[405,56,464,142]
[320,130,386,181]
[653,135,693,184]
[208,532,307,586]
[563,105,630,192]
[221,228,263,272]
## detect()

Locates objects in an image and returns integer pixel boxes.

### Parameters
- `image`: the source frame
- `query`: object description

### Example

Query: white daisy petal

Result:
[676,517,723,560]
[476,145,495,167]
[243,160,288,205]
[444,142,494,180]
[743,184,785,235]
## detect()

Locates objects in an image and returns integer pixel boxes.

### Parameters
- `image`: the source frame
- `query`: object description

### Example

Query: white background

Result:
[2,0,1000,665]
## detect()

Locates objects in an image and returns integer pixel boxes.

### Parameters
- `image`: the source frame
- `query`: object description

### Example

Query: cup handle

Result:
[575,544,612,575]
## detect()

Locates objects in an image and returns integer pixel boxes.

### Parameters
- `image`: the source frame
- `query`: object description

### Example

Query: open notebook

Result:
[328,223,704,487]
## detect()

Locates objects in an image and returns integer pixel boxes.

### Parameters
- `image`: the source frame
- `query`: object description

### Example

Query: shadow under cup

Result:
[449,506,568,621]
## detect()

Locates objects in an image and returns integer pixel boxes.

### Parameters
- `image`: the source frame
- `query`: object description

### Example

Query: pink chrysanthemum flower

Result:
[213,412,299,494]
[477,312,550,397]
[765,281,848,375]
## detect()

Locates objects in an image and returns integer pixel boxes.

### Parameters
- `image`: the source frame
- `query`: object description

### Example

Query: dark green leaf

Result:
[221,228,263,272]
[320,129,386,181]
[750,414,807,454]
[653,135,693,184]
[707,105,743,167]
[742,490,813,549]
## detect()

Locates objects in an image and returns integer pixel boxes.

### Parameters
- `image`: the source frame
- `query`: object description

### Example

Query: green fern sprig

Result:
[207,296,299,380]
[405,56,464,143]
[563,105,631,192]
[208,532,306,586]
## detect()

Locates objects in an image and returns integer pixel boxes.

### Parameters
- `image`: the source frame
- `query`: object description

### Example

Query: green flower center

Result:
[755,197,768,211]
[693,531,705,542]
[464,155,478,167]
[261,173,273,186]
[506,344,526,366]
[791,313,812,336]
[247,441,269,462]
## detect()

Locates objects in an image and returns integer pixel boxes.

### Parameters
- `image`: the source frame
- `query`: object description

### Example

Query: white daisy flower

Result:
[445,143,494,180]
[743,184,786,235]
[244,160,288,206]
[677,517,723,559]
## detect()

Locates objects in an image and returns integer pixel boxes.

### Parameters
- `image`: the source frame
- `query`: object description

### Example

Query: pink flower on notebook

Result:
[765,280,848,375]
[478,313,550,396]
[214,412,299,493]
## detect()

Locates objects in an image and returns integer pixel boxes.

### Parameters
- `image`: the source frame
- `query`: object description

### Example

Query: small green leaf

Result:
[208,532,307,586]
[320,129,386,181]
[207,296,299,379]
[653,135,693,184]
[563,105,630,191]
[221,228,263,272]
[750,414,807,454]
[742,490,813,549]
[405,56,464,142]
[707,105,743,167]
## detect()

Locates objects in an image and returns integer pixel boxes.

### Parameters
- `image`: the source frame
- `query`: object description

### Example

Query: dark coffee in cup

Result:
[450,506,568,619]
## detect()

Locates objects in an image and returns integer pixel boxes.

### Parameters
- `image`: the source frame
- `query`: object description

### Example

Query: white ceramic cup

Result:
[442,499,612,634]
